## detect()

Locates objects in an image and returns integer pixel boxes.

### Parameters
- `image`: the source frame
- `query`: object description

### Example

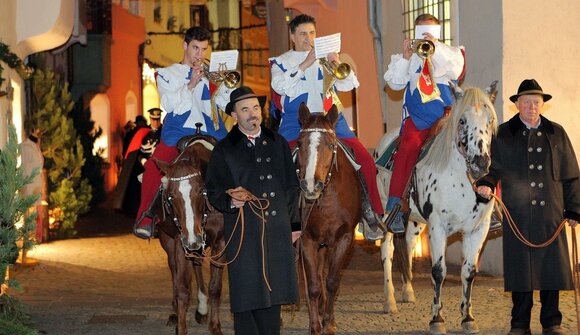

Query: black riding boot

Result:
[358,171,386,241]
[133,186,163,239]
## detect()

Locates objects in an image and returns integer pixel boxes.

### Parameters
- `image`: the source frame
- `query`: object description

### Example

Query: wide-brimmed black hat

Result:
[509,79,552,103]
[225,86,267,115]
[148,107,163,120]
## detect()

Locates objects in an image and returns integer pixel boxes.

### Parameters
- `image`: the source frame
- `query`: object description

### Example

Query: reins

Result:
[467,174,567,248]
[202,188,272,291]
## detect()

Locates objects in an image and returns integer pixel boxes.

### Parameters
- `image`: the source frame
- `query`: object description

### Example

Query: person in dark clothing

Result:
[205,86,299,335]
[477,79,580,335]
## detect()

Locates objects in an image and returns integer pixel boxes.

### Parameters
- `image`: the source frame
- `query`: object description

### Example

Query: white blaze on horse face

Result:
[305,132,321,192]
[178,180,196,245]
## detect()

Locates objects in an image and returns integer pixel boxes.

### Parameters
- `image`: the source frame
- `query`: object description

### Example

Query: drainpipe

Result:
[368,0,388,132]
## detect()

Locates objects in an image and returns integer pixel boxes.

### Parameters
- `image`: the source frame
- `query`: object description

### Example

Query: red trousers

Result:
[389,118,430,198]
[289,138,383,215]
[136,141,179,222]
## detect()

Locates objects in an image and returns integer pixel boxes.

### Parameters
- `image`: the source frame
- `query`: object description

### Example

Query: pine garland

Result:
[0,42,33,96]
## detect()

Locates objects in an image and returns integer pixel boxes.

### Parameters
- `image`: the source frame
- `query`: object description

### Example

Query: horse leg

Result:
[301,237,323,335]
[193,262,208,324]
[159,233,178,327]
[401,222,426,303]
[322,233,353,335]
[175,242,194,335]
[380,232,398,313]
[429,226,448,335]
[459,226,488,334]
[207,254,225,335]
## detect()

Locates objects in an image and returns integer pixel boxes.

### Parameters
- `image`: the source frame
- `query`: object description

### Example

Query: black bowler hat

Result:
[509,79,552,103]
[148,107,162,120]
[225,86,266,115]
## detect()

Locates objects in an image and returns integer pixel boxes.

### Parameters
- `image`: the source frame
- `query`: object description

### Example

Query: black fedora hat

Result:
[509,79,552,103]
[225,86,267,115]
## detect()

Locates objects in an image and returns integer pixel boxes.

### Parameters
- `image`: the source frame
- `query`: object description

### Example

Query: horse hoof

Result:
[402,291,416,303]
[429,322,447,335]
[166,313,177,327]
[195,310,208,324]
[461,320,480,334]
[383,302,399,314]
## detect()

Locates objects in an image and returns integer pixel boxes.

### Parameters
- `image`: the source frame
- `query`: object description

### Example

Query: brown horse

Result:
[296,104,362,335]
[154,136,225,335]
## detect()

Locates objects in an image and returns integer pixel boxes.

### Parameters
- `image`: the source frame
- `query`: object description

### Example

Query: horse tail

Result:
[393,229,412,283]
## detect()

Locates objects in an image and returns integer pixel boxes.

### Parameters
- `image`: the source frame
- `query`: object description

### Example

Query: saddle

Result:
[377,109,451,216]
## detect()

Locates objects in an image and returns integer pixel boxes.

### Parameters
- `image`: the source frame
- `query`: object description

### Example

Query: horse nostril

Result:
[315,181,324,192]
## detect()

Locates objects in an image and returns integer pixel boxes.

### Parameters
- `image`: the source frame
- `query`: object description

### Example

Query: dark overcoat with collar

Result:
[478,114,580,291]
[205,125,299,313]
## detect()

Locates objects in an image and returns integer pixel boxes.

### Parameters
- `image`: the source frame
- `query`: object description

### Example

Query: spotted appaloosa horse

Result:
[375,82,498,334]
[296,104,361,335]
[154,136,225,335]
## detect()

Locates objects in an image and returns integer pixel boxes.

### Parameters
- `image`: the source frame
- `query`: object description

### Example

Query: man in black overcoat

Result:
[205,86,299,335]
[477,79,580,335]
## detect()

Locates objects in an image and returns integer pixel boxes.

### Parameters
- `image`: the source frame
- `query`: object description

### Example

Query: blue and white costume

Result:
[270,50,360,141]
[156,63,232,145]
[384,42,464,130]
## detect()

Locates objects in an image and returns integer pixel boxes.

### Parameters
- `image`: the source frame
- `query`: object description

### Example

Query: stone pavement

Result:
[10,206,580,335]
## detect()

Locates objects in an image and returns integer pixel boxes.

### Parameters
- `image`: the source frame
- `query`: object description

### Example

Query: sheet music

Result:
[209,50,239,72]
[414,25,441,40]
[314,33,341,59]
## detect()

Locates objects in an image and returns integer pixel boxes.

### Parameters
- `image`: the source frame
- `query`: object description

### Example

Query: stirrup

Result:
[384,204,408,234]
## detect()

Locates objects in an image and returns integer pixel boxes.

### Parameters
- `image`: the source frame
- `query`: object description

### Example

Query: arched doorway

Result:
[90,94,111,159]
[125,90,138,123]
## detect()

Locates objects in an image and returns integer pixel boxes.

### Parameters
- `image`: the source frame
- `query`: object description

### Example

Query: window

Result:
[402,0,452,45]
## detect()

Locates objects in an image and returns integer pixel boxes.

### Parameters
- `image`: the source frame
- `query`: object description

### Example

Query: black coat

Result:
[205,126,299,313]
[478,114,580,291]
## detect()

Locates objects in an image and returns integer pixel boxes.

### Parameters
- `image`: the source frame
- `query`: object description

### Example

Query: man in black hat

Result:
[477,79,580,335]
[205,86,299,335]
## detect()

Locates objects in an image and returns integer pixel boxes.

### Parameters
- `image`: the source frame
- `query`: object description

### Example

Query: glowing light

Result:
[142,63,156,85]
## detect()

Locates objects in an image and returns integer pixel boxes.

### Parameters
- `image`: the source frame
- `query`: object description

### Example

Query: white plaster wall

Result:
[15,0,74,58]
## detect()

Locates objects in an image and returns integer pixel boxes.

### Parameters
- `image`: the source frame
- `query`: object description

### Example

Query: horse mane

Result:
[418,87,498,172]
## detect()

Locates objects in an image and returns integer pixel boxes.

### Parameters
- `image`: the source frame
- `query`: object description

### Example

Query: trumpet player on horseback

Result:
[134,27,236,239]
[383,14,464,234]
[270,14,386,241]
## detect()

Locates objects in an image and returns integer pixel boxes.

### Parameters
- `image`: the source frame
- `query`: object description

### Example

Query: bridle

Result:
[296,127,338,196]
[162,170,208,256]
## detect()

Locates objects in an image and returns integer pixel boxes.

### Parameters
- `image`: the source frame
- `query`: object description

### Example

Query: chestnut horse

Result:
[295,104,361,335]
[154,136,225,335]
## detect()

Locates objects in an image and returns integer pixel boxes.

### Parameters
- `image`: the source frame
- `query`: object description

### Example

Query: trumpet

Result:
[411,39,435,59]
[194,58,241,89]
[319,58,351,80]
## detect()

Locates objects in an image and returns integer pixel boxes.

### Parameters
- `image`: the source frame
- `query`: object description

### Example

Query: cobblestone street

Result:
[11,206,580,335]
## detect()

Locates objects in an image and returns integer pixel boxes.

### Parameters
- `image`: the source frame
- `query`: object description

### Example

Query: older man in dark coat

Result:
[477,79,580,335]
[205,86,299,335]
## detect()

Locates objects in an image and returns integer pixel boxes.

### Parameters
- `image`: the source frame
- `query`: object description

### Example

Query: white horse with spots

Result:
[375,82,498,334]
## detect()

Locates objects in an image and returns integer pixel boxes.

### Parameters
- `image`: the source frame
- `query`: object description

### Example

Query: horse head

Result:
[296,103,339,200]
[450,81,499,179]
[156,144,207,252]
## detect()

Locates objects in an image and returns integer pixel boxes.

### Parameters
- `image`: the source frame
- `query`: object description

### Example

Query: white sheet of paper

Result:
[314,33,341,59]
[414,25,441,40]
[209,50,239,72]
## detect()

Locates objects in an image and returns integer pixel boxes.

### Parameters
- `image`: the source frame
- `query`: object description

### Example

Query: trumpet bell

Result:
[223,71,241,89]
[412,39,435,59]
[333,62,351,80]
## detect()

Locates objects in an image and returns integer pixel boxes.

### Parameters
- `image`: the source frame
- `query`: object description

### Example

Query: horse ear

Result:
[154,157,170,174]
[449,81,464,100]
[485,80,499,104]
[298,102,311,126]
[326,104,339,127]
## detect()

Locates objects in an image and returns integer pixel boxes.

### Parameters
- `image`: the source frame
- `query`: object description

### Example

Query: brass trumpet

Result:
[411,39,435,59]
[195,58,241,89]
[319,58,351,80]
